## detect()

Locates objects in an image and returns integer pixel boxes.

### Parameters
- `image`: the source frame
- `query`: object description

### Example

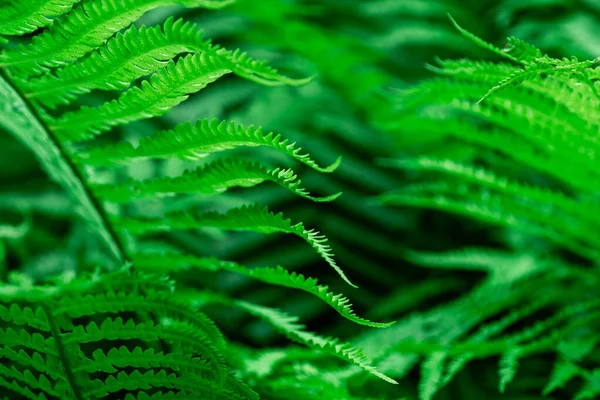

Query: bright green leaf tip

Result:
[311,191,343,202]
[322,156,343,173]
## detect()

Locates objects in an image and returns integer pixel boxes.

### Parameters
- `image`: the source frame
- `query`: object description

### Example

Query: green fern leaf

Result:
[478,57,597,103]
[51,53,232,141]
[0,0,79,35]
[87,346,209,373]
[381,157,600,230]
[0,347,62,380]
[1,327,57,355]
[54,291,227,348]
[76,118,341,173]
[0,375,46,400]
[0,0,235,74]
[132,252,393,327]
[0,364,63,398]
[0,270,264,399]
[543,361,582,395]
[447,14,521,64]
[116,204,356,287]
[498,348,522,393]
[22,17,307,108]
[234,301,398,384]
[64,316,232,386]
[393,82,600,191]
[84,369,247,399]
[439,300,547,390]
[92,158,341,203]
[0,304,50,332]
[419,352,447,400]
[85,346,258,400]
[575,370,600,400]
[503,36,543,63]
[379,182,600,261]
[425,57,519,82]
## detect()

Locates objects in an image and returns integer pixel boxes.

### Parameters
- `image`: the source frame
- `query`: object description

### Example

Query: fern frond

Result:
[381,156,600,259]
[22,17,210,107]
[575,372,600,400]
[116,204,355,287]
[86,346,257,400]
[387,112,600,191]
[76,118,342,173]
[378,13,600,400]
[0,0,235,74]
[0,270,266,399]
[86,346,210,373]
[438,300,548,390]
[23,17,307,108]
[381,157,600,229]
[419,352,446,400]
[405,80,598,155]
[63,317,178,345]
[379,182,600,260]
[446,15,599,103]
[448,15,547,67]
[92,158,341,203]
[523,75,600,125]
[132,252,392,327]
[425,57,519,82]
[503,36,543,63]
[0,375,45,400]
[447,14,521,64]
[234,301,398,384]
[84,369,247,399]
[1,327,57,356]
[0,364,64,398]
[543,361,583,395]
[478,57,597,103]
[388,302,600,398]
[0,304,50,332]
[51,53,232,141]
[0,0,79,35]
[64,316,231,385]
[498,347,522,392]
[54,291,227,348]
[0,346,62,380]
[466,303,600,358]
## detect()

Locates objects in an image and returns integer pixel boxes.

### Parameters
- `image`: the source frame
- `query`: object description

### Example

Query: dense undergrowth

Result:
[1,0,600,399]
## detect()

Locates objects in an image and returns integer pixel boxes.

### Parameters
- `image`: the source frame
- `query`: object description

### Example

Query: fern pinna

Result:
[372,16,600,400]
[0,0,396,398]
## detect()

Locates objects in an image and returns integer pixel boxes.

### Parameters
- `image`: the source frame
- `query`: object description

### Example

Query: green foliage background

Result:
[2,0,600,399]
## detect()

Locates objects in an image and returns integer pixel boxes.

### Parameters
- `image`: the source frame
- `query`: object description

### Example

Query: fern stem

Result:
[41,302,84,400]
[0,67,128,263]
